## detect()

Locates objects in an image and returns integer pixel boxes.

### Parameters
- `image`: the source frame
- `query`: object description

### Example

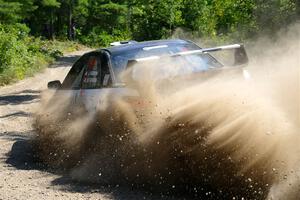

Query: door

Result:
[54,53,90,109]
[76,51,115,114]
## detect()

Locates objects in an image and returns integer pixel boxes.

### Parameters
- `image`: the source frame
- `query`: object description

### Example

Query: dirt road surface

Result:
[0,51,164,200]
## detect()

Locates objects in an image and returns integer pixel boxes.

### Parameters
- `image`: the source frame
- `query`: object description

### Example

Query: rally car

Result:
[47,39,249,113]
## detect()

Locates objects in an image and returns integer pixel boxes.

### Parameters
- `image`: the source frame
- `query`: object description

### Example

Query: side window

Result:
[81,55,101,89]
[81,52,112,89]
[61,55,87,89]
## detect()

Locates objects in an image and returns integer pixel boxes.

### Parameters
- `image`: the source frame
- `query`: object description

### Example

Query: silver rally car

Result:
[47,39,249,113]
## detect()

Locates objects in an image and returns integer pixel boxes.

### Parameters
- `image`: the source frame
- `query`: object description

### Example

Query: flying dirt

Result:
[34,23,300,200]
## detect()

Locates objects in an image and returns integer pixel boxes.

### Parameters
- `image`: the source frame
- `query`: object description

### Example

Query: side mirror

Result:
[48,80,62,90]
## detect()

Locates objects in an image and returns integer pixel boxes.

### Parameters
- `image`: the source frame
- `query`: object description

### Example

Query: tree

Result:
[254,0,297,34]
[0,1,22,23]
[131,0,183,40]
[0,0,37,23]
[0,0,298,46]
[181,0,216,36]
[41,0,61,39]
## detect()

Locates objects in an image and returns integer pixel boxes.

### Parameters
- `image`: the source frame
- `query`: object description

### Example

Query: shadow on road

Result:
[0,131,33,141]
[51,176,159,200]
[5,137,165,200]
[0,90,41,106]
[0,111,31,119]
[49,55,81,68]
[5,137,43,170]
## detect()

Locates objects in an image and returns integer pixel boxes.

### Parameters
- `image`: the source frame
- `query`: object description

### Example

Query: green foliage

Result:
[254,0,297,34]
[2,0,298,46]
[0,0,298,84]
[130,0,184,40]
[180,0,296,40]
[0,0,22,22]
[0,0,37,23]
[182,0,214,35]
[41,0,61,7]
[76,1,129,46]
[79,28,130,47]
[0,23,83,85]
[0,24,33,82]
[0,0,298,41]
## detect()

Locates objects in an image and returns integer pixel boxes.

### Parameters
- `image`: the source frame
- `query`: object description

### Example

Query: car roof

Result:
[99,39,196,55]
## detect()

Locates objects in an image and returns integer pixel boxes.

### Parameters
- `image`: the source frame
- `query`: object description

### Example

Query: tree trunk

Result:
[49,9,54,40]
[56,9,62,37]
[67,1,73,40]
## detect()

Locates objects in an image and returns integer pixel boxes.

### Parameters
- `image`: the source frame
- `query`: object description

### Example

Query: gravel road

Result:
[0,51,164,200]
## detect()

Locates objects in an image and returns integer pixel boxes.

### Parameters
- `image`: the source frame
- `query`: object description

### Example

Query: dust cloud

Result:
[34,23,299,199]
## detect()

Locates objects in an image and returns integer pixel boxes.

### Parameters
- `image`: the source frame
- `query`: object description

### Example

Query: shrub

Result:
[79,28,130,47]
[0,23,84,85]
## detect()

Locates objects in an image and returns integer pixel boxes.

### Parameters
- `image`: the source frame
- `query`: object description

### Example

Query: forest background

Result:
[0,0,299,84]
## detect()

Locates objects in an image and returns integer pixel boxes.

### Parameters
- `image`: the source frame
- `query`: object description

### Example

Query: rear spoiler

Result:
[128,43,248,67]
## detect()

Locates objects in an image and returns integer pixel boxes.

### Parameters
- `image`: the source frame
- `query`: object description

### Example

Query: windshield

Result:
[111,43,223,82]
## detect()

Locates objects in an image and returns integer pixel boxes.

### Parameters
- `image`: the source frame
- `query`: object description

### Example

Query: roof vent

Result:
[110,40,138,46]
